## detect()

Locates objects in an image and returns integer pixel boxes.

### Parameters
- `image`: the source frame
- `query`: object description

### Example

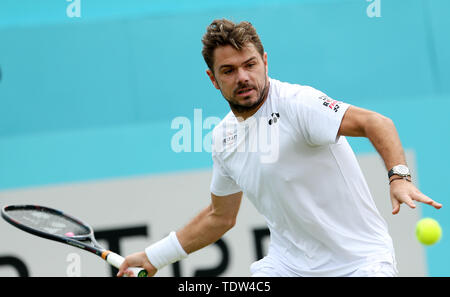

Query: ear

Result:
[263,52,268,75]
[206,69,220,90]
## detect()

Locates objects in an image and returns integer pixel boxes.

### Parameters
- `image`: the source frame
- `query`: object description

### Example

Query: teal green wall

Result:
[0,0,449,275]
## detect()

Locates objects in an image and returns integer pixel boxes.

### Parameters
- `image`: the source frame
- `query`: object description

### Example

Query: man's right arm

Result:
[117,191,243,277]
[177,191,243,253]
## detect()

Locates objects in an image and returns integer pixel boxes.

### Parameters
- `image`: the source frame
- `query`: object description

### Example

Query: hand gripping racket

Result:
[1,204,148,277]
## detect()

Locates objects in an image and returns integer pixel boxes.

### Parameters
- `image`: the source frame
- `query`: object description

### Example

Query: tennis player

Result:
[118,19,442,277]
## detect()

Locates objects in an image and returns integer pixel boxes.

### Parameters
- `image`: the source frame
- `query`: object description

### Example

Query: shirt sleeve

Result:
[210,153,242,197]
[287,86,351,146]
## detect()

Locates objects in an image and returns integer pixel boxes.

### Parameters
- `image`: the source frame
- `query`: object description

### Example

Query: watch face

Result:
[395,165,409,175]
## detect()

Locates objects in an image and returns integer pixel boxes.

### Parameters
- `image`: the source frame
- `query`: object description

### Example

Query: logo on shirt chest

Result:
[268,112,280,125]
[223,132,238,146]
[216,115,281,164]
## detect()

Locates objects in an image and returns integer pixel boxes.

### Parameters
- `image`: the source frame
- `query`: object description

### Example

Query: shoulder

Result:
[270,78,329,117]
[212,111,235,135]
[270,78,323,106]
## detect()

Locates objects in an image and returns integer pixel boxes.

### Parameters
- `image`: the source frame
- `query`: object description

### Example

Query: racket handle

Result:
[105,251,148,277]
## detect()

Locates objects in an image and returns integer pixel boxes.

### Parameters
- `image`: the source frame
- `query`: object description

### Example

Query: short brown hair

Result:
[201,19,264,72]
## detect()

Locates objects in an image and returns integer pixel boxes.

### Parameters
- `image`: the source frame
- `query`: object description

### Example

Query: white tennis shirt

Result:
[210,78,395,276]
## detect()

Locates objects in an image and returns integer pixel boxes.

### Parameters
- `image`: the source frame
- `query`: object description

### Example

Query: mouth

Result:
[236,87,255,97]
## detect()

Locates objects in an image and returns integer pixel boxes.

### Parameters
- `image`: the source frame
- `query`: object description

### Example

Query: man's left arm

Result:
[338,106,442,215]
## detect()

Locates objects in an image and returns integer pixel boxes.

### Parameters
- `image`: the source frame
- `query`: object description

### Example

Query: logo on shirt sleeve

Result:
[319,95,341,113]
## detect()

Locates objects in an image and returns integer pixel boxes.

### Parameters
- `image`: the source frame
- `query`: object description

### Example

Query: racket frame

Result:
[1,204,147,277]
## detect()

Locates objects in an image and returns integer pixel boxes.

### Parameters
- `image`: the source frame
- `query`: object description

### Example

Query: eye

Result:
[223,68,233,75]
[247,63,256,68]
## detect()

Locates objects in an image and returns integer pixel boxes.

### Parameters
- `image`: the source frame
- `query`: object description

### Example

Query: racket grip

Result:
[105,251,148,277]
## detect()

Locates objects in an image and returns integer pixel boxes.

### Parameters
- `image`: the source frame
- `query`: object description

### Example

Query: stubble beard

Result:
[222,76,269,114]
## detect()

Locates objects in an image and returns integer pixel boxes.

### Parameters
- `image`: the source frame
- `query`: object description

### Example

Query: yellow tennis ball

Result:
[416,218,442,246]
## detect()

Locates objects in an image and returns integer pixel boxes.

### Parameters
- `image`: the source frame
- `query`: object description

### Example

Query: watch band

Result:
[389,176,411,185]
[387,168,397,178]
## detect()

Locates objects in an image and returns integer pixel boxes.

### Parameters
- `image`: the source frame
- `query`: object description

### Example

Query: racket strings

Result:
[6,209,90,237]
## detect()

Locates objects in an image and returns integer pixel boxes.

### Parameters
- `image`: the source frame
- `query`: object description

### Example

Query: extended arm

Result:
[177,191,242,253]
[117,191,243,276]
[338,106,442,214]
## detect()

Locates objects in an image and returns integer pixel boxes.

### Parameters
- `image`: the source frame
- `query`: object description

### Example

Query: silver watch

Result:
[388,165,411,178]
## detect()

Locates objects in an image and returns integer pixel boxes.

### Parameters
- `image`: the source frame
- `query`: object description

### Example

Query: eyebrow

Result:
[218,56,258,71]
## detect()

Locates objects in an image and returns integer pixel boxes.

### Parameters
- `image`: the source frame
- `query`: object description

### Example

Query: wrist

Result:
[145,231,188,270]
[388,164,411,179]
[389,175,412,185]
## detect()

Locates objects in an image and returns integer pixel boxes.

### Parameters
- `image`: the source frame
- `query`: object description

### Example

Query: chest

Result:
[219,115,309,196]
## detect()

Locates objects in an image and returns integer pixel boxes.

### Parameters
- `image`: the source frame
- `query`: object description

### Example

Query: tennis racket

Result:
[1,204,148,277]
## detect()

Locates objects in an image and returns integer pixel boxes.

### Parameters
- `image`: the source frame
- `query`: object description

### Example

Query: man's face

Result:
[207,43,268,113]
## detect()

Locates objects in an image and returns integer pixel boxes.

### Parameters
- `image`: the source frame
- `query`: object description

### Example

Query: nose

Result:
[236,67,250,84]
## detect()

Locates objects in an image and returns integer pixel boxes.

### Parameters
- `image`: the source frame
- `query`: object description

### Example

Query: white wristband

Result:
[145,231,188,270]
